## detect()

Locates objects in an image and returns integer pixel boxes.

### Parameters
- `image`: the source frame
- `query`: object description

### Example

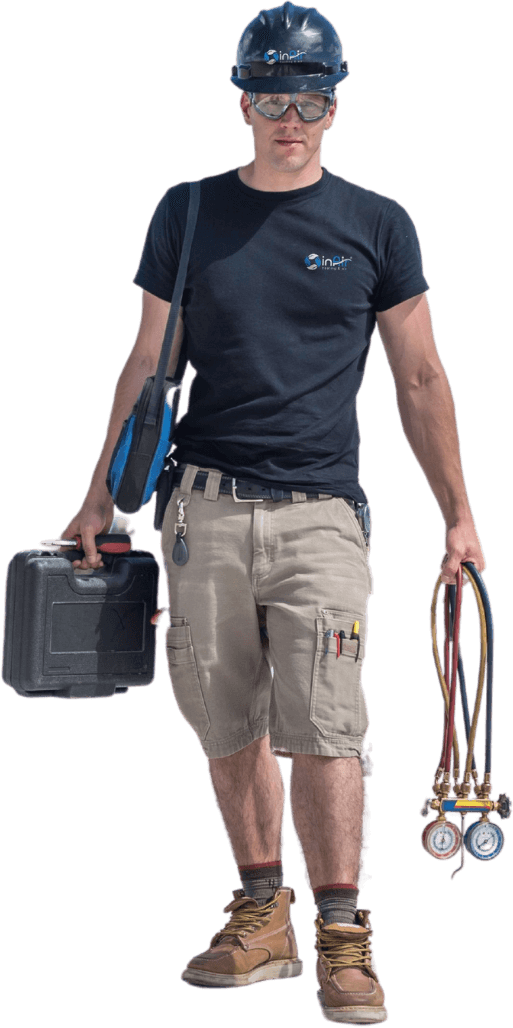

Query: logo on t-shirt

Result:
[304,253,352,271]
[264,49,306,63]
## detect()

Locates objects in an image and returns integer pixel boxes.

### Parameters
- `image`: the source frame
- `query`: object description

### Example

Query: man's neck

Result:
[236,162,320,193]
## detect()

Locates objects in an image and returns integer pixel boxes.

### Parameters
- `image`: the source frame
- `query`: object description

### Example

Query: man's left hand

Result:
[441,517,485,585]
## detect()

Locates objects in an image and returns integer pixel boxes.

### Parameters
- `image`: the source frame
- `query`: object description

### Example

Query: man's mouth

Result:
[275,139,303,146]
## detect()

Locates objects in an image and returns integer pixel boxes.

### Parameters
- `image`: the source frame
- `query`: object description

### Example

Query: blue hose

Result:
[456,562,494,776]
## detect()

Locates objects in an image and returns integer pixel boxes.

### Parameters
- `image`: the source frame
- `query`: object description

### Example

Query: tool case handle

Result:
[40,534,133,559]
[60,533,132,560]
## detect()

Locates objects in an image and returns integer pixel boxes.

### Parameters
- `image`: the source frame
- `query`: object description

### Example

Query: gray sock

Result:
[314,885,358,926]
[238,860,283,907]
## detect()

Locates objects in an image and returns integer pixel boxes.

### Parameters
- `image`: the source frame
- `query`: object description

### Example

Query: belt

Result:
[170,464,372,567]
[173,463,359,510]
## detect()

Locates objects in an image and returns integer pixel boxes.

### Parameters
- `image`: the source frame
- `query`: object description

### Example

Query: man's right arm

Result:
[61,290,183,569]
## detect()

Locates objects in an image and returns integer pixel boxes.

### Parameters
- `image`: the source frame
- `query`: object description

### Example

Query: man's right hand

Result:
[60,494,115,570]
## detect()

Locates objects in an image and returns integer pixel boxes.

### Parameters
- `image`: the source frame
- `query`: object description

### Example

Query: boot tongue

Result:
[323,922,366,933]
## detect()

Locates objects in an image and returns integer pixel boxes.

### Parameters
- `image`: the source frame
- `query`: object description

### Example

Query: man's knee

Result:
[209,733,271,766]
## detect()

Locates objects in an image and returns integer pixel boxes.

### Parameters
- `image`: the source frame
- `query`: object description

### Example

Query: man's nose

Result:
[280,103,302,123]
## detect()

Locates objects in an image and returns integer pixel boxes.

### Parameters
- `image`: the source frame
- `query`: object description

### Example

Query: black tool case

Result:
[3,549,159,697]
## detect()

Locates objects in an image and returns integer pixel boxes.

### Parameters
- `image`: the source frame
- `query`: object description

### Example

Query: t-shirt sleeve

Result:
[133,183,189,302]
[373,199,429,312]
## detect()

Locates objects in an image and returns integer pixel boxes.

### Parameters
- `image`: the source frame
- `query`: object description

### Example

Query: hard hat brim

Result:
[231,70,348,92]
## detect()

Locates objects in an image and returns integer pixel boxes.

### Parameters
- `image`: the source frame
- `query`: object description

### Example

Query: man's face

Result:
[241,91,337,173]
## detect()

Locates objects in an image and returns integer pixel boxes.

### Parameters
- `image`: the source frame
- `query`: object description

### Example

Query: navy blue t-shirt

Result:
[133,167,428,502]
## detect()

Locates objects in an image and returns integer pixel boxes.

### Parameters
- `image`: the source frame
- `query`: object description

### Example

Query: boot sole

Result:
[182,958,303,988]
[318,989,388,1023]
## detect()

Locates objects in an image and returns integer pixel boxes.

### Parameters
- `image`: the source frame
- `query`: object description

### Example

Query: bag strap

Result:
[147,180,201,423]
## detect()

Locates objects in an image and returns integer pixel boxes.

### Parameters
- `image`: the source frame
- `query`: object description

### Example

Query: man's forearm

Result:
[394,369,472,527]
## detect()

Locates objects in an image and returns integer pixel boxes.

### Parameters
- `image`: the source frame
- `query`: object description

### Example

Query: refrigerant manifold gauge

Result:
[422,819,461,860]
[464,819,504,861]
[421,562,510,878]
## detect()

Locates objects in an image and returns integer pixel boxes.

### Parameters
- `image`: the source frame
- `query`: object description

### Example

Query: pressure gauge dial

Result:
[464,819,504,860]
[422,819,462,859]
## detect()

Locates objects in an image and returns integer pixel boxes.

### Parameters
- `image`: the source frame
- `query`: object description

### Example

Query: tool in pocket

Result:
[323,622,360,661]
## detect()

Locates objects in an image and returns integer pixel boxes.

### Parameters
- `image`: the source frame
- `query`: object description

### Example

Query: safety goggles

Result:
[248,90,334,122]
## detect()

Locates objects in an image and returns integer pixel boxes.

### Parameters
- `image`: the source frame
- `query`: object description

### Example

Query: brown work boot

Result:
[181,886,302,987]
[315,909,387,1023]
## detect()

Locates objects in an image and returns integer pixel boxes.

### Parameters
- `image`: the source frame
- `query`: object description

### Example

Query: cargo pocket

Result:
[166,617,210,741]
[310,608,368,738]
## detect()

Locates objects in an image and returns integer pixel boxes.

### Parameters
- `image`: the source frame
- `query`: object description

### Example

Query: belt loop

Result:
[291,491,308,503]
[178,464,200,497]
[204,469,223,501]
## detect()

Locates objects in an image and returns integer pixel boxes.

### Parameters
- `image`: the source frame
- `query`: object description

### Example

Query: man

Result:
[62,3,485,1022]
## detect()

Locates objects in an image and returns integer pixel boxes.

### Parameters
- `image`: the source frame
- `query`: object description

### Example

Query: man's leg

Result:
[182,734,302,987]
[290,754,363,906]
[290,758,370,1011]
[209,734,285,865]
[209,740,364,884]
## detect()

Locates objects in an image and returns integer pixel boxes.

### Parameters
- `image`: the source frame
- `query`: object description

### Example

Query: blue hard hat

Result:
[231,2,348,94]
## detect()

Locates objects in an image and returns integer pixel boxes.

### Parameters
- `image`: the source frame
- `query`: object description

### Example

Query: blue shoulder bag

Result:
[106,181,201,515]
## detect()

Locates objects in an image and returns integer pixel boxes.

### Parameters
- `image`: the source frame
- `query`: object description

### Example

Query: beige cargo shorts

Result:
[161,462,373,759]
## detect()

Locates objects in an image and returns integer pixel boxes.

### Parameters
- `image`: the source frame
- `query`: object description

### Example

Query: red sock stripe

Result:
[238,860,282,871]
[313,883,358,893]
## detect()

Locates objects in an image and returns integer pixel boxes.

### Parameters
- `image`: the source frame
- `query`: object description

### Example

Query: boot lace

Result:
[315,914,377,981]
[211,896,277,949]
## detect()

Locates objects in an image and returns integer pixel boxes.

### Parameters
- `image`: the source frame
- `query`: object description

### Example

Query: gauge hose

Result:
[431,561,490,784]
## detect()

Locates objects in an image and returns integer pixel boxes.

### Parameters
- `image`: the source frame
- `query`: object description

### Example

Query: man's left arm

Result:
[375,292,485,585]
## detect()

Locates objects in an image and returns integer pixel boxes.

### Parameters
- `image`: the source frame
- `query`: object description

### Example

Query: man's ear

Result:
[241,91,252,124]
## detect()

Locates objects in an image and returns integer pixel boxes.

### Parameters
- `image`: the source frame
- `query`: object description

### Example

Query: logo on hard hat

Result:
[304,254,352,271]
[264,49,307,64]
